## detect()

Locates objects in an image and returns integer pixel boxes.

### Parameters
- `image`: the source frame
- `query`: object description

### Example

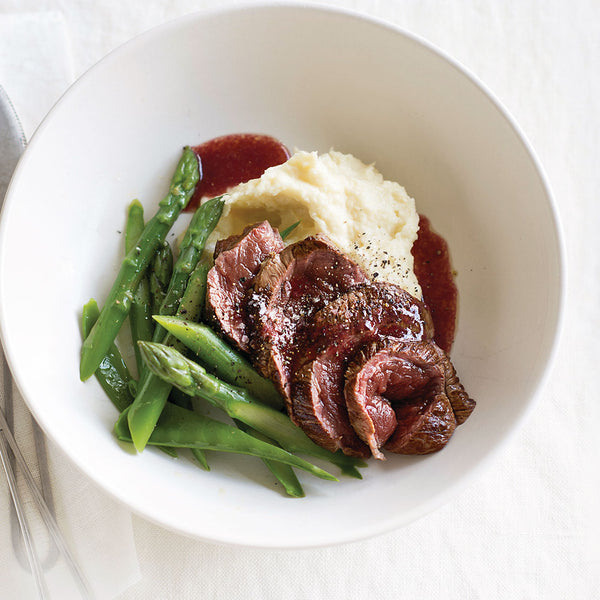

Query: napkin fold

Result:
[0,11,140,599]
[0,11,72,138]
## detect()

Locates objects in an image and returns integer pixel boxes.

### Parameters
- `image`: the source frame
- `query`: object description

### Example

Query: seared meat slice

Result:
[294,343,373,458]
[245,235,369,404]
[345,340,472,457]
[206,221,284,352]
[292,283,434,457]
[344,340,446,459]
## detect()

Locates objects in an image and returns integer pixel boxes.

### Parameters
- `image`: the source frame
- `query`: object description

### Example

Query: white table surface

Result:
[1,1,598,598]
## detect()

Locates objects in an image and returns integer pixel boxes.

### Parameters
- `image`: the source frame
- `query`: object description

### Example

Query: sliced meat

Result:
[345,340,472,457]
[207,224,474,460]
[294,346,372,458]
[206,221,284,352]
[291,283,434,457]
[245,235,369,403]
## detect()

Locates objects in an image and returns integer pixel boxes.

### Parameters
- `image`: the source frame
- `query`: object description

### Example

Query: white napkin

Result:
[0,11,73,138]
[0,11,140,599]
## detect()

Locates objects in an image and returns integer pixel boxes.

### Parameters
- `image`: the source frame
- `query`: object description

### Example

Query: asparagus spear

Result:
[153,315,284,409]
[114,404,336,482]
[125,199,154,373]
[167,264,211,469]
[128,200,222,452]
[80,147,200,381]
[127,197,223,453]
[138,342,366,478]
[124,199,145,249]
[151,196,224,343]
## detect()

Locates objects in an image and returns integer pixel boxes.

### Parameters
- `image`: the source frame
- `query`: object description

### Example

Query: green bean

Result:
[80,147,200,381]
[115,404,336,482]
[234,420,304,497]
[83,299,178,457]
[149,242,173,316]
[81,299,133,412]
[125,200,154,373]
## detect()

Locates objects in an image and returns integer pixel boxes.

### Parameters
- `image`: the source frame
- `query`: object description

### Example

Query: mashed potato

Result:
[208,150,422,298]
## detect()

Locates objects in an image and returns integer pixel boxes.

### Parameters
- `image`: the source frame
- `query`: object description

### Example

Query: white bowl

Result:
[0,4,564,547]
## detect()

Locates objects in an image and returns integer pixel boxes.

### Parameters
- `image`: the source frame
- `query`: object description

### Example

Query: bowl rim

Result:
[0,1,566,547]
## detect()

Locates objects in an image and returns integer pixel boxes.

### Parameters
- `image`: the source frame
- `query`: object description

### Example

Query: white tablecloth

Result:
[1,1,598,598]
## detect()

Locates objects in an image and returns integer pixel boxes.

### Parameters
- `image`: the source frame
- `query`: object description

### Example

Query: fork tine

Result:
[0,425,50,599]
[31,418,60,568]
[0,406,94,599]
[3,355,58,571]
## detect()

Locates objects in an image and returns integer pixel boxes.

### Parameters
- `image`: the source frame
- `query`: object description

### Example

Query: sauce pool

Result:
[188,134,290,211]
[412,215,457,353]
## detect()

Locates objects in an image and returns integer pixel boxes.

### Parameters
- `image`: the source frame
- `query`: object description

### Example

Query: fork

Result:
[0,400,93,599]
[3,357,59,572]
